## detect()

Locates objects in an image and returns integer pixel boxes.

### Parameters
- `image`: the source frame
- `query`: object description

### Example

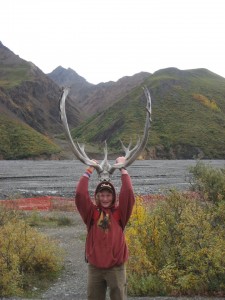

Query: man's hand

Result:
[85,159,98,175]
[115,156,126,164]
[115,156,128,174]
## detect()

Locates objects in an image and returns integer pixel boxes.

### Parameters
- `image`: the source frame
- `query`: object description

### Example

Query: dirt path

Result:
[40,212,88,299]
[40,212,150,300]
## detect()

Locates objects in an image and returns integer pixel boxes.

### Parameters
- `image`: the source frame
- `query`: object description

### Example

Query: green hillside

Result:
[0,64,31,89]
[69,68,225,159]
[0,115,60,159]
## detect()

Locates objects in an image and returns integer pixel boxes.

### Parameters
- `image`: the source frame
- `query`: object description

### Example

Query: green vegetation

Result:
[126,162,225,296]
[189,161,225,204]
[25,211,74,227]
[144,69,225,158]
[69,68,225,158]
[0,115,60,159]
[1,65,225,159]
[0,64,30,88]
[0,208,63,297]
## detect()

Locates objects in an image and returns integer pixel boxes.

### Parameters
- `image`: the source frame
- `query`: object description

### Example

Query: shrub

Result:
[26,211,74,227]
[189,161,225,204]
[0,208,63,297]
[126,192,225,296]
[56,215,73,226]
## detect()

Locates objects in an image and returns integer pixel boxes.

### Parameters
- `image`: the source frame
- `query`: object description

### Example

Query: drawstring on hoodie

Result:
[97,210,110,230]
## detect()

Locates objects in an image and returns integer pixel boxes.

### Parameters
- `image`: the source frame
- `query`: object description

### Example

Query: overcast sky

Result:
[1,0,225,84]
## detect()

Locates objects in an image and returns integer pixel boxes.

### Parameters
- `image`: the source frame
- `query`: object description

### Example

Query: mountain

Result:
[0,42,82,134]
[48,66,93,88]
[0,41,82,159]
[48,66,151,116]
[1,41,225,160]
[69,67,225,159]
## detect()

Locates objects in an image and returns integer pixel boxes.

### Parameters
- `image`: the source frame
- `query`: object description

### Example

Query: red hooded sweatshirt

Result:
[75,174,135,269]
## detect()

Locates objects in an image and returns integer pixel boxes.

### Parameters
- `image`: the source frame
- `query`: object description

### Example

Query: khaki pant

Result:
[87,264,127,300]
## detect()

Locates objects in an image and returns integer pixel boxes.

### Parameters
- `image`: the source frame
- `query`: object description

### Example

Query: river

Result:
[0,159,224,199]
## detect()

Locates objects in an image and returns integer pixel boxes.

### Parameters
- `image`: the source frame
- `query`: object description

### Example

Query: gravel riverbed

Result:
[1,159,224,199]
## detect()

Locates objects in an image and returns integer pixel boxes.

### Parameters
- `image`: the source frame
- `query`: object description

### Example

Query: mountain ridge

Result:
[48,66,151,116]
[0,41,82,159]
[1,41,225,159]
[69,67,225,159]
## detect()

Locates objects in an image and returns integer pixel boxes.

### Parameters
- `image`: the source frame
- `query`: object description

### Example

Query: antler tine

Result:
[59,87,101,172]
[120,137,141,160]
[98,140,107,167]
[143,86,152,120]
[99,141,113,181]
[120,138,132,152]
[109,87,152,173]
[120,139,132,158]
[75,141,90,160]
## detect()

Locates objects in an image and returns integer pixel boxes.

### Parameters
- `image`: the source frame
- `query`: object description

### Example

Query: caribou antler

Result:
[59,86,152,181]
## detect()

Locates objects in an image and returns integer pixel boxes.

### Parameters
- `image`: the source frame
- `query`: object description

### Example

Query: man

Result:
[75,156,135,300]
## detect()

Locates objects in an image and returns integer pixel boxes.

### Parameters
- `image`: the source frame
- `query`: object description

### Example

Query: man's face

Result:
[98,190,113,208]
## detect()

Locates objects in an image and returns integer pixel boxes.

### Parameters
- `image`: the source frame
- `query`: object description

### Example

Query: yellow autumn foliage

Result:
[192,93,220,111]
[0,210,63,297]
[126,192,225,296]
[126,196,154,275]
